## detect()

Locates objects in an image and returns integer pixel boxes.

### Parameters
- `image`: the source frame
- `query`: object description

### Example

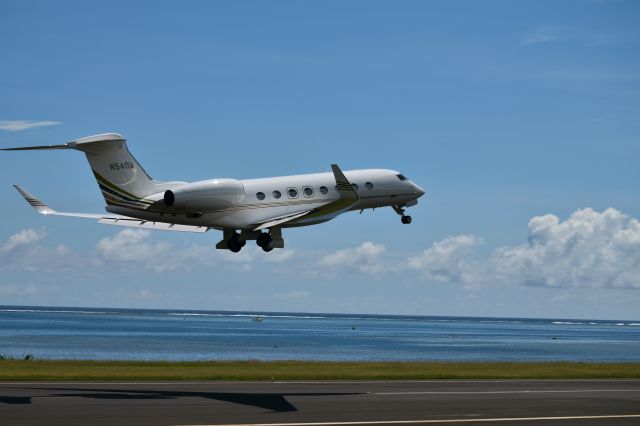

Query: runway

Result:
[1,379,639,426]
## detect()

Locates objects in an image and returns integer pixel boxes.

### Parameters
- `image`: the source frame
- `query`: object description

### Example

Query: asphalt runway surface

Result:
[1,379,639,426]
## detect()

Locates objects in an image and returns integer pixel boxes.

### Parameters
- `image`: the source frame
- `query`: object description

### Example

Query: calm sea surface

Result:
[0,306,638,362]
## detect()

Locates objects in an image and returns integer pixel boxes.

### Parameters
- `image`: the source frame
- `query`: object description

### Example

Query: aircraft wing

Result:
[253,211,312,231]
[98,217,208,232]
[13,184,208,233]
[252,164,359,231]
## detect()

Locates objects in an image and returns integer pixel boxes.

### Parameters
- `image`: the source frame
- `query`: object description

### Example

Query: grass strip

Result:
[1,360,639,381]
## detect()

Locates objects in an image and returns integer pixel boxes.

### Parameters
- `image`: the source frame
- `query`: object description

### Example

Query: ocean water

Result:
[0,306,639,362]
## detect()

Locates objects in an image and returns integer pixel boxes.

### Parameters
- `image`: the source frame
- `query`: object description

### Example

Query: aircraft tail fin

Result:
[4,133,165,209]
[66,133,160,208]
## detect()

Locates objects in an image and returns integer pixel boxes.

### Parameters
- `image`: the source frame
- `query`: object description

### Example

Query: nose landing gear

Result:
[393,205,412,224]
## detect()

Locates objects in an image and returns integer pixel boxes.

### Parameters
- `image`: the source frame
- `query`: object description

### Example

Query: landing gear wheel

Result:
[256,233,272,249]
[262,246,274,252]
[228,235,243,253]
[393,204,412,224]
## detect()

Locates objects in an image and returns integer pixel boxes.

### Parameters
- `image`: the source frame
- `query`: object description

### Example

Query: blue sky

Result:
[1,0,639,320]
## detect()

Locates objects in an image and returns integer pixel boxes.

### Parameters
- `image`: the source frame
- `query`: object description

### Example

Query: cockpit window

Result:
[396,174,408,181]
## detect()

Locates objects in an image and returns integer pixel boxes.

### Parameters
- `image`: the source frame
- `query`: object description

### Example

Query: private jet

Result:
[2,133,425,252]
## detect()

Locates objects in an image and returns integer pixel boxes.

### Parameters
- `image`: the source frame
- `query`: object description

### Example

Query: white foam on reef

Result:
[168,313,326,319]
[0,308,109,314]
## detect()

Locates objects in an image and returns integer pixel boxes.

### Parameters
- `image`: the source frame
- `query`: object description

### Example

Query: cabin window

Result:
[287,187,298,198]
[319,186,328,194]
[351,183,359,191]
[272,190,282,199]
[303,186,314,197]
[256,192,265,200]
[365,181,373,190]
[396,174,408,181]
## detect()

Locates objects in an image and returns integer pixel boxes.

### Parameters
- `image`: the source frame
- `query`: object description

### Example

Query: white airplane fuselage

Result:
[3,133,425,253]
[106,169,424,230]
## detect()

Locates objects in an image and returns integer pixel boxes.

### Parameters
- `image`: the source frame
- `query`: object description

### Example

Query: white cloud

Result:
[491,208,640,289]
[540,68,640,82]
[263,249,296,263]
[1,229,46,254]
[138,289,155,299]
[274,290,310,300]
[5,208,637,292]
[522,26,632,48]
[0,228,90,273]
[523,26,561,45]
[94,229,259,272]
[407,208,640,290]
[407,235,483,286]
[0,120,61,132]
[0,283,39,295]
[96,229,170,263]
[160,243,257,273]
[317,241,387,275]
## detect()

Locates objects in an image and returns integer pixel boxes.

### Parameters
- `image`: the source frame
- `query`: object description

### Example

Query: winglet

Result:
[13,184,56,215]
[331,164,359,201]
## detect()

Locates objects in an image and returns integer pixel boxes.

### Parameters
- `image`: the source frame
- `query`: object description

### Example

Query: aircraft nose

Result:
[412,183,425,198]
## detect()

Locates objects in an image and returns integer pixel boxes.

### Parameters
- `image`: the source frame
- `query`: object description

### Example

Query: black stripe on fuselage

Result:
[97,183,150,207]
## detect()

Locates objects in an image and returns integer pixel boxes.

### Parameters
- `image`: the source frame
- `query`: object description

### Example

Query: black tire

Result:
[404,215,412,224]
[262,246,274,252]
[256,233,272,248]
[228,237,242,253]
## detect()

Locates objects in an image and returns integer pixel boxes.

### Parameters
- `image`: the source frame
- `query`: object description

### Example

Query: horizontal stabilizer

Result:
[1,144,68,151]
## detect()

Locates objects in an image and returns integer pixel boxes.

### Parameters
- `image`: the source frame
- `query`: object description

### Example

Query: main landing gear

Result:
[392,205,412,224]
[217,228,284,253]
[227,232,246,253]
[256,232,273,252]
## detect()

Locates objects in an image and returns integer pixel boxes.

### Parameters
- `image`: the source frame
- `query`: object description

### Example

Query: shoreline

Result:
[3,305,639,323]
[2,360,639,381]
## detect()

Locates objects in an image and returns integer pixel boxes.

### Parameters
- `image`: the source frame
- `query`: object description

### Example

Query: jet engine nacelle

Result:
[164,179,244,211]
